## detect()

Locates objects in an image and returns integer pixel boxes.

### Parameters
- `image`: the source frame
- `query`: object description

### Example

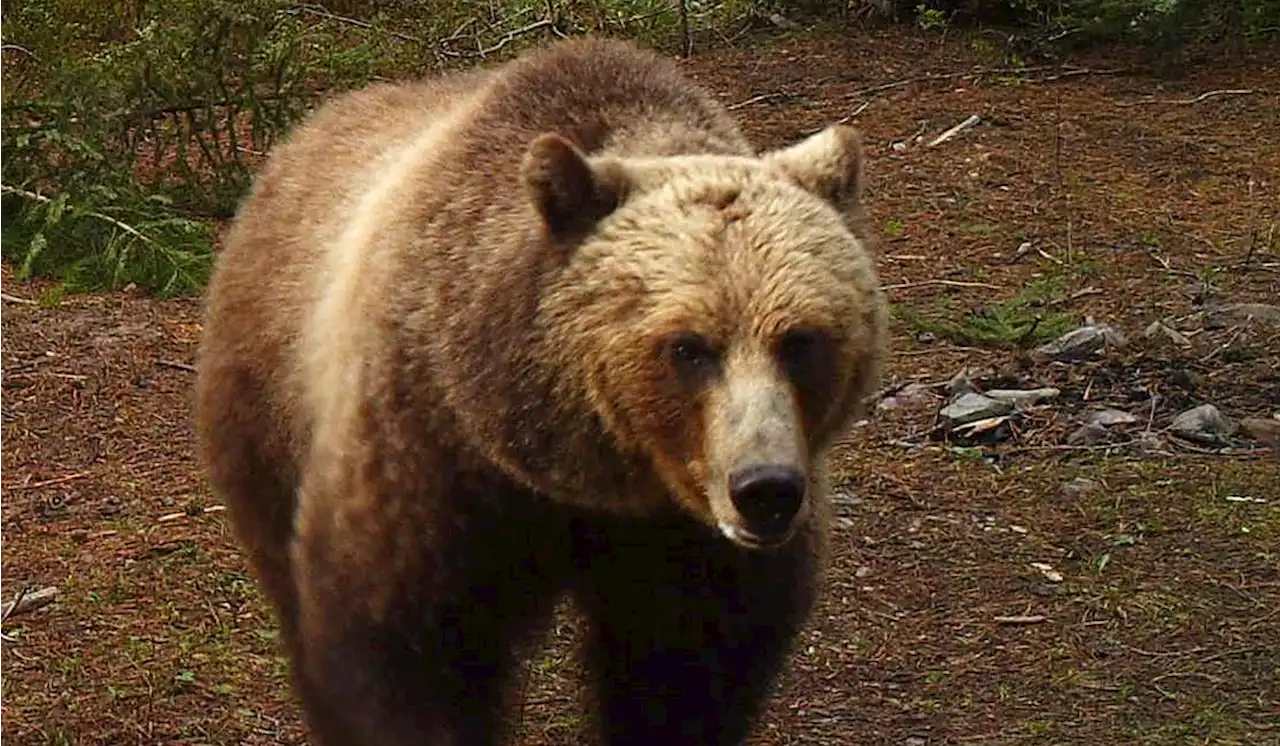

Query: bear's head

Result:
[525,125,887,550]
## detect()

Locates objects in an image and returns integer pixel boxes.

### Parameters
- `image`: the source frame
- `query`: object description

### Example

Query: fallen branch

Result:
[811,99,876,134]
[1,185,154,246]
[156,359,198,373]
[993,614,1047,625]
[1,587,59,620]
[676,0,692,58]
[895,345,989,356]
[927,114,981,148]
[1,292,37,305]
[157,505,227,523]
[1046,286,1103,307]
[1114,88,1261,107]
[844,99,874,121]
[727,92,793,111]
[0,44,37,58]
[441,18,554,59]
[882,279,1003,291]
[847,65,1126,100]
[9,470,94,492]
[292,3,426,44]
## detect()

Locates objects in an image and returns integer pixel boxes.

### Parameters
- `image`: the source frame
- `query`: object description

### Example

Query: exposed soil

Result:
[3,25,1279,746]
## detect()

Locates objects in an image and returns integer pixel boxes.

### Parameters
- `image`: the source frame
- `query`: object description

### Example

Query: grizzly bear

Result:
[194,36,887,746]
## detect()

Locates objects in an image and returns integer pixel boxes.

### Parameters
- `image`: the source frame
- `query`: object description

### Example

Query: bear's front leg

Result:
[289,469,565,746]
[574,513,824,746]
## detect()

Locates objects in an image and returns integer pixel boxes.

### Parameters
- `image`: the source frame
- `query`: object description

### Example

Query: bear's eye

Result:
[776,327,829,381]
[666,332,719,383]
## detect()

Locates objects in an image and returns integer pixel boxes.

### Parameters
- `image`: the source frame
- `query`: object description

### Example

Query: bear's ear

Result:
[762,125,864,207]
[521,132,629,238]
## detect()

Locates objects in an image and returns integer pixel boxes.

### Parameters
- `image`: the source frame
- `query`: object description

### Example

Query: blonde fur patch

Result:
[301,88,489,464]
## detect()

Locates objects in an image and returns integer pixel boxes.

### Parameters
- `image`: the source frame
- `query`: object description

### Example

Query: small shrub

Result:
[893,279,1076,349]
[0,0,392,295]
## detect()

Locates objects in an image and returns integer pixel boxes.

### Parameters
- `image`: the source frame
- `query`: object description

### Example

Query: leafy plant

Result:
[0,0,386,295]
[892,279,1075,349]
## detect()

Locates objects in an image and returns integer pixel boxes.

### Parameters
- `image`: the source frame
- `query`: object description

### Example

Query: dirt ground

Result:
[3,25,1278,746]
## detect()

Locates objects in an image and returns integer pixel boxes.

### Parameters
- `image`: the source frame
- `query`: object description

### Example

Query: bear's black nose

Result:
[728,464,806,540]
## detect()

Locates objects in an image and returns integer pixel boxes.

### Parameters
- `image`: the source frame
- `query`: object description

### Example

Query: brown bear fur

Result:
[195,36,888,746]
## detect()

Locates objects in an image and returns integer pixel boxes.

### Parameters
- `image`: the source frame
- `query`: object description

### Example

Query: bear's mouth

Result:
[715,518,798,550]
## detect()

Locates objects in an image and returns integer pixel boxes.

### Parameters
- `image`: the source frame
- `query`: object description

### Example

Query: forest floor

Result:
[3,23,1278,746]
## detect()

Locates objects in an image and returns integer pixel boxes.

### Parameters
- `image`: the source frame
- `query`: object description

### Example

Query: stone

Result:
[1066,423,1110,446]
[940,392,1014,425]
[1239,417,1280,447]
[1085,408,1140,427]
[1033,323,1126,362]
[986,387,1061,407]
[1143,320,1192,347]
[1206,303,1280,327]
[1169,403,1236,444]
[1061,477,1100,496]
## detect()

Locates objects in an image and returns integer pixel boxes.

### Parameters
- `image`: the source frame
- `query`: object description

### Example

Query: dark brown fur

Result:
[196,37,886,746]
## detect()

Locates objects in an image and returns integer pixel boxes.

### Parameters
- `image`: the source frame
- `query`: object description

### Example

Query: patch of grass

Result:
[892,278,1076,349]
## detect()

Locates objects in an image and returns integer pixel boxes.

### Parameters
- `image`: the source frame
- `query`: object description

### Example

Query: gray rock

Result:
[1086,408,1140,427]
[940,392,1014,425]
[1207,303,1280,327]
[1169,403,1237,444]
[986,387,1061,407]
[1143,320,1192,347]
[1062,477,1100,496]
[1033,323,1127,362]
[1132,432,1167,454]
[1240,417,1280,447]
[1066,423,1111,446]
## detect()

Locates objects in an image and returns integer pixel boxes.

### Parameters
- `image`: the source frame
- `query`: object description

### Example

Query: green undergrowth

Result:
[891,277,1077,349]
[4,0,1275,296]
[0,0,764,296]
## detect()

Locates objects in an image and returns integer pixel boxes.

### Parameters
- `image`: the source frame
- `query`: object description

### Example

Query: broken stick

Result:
[927,115,981,148]
[1,586,59,620]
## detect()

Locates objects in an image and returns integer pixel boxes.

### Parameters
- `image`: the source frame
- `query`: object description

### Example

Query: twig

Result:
[993,614,1047,624]
[9,471,94,492]
[1,292,37,305]
[895,345,989,356]
[156,359,198,373]
[846,65,1126,100]
[1114,88,1261,107]
[892,120,930,149]
[882,279,1003,291]
[1165,438,1270,458]
[1,185,154,246]
[157,505,227,523]
[292,3,425,44]
[836,99,874,124]
[927,114,981,147]
[1198,326,1244,364]
[1045,286,1102,307]
[441,18,554,58]
[1122,644,1207,658]
[1,587,59,620]
[727,92,792,111]
[676,0,692,58]
[0,44,37,58]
